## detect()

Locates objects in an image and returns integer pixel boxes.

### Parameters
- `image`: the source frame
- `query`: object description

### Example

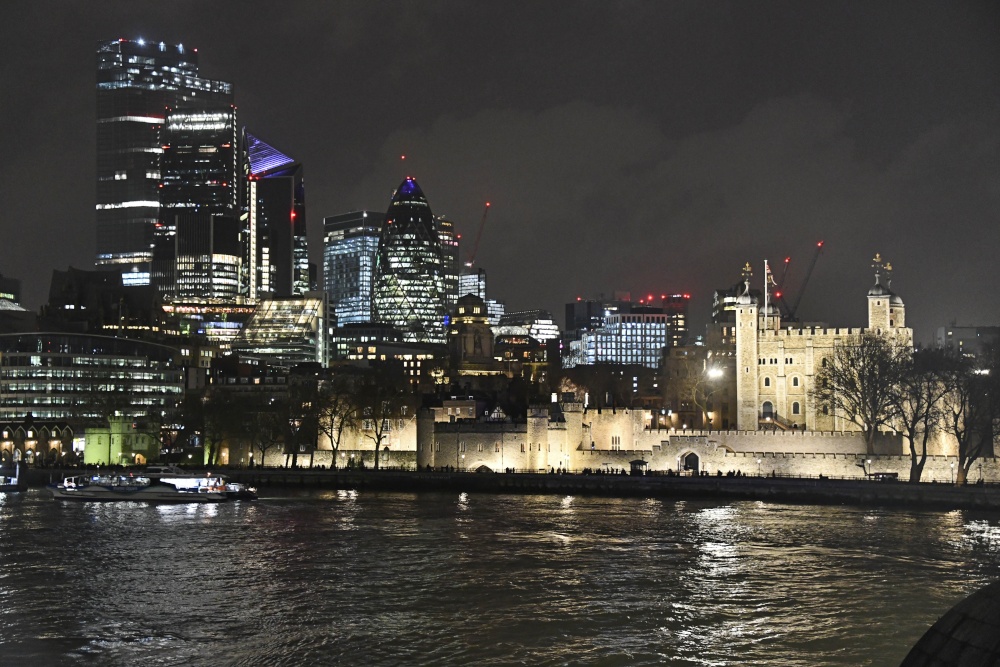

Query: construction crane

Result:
[774,256,793,318]
[463,202,491,269]
[788,241,824,321]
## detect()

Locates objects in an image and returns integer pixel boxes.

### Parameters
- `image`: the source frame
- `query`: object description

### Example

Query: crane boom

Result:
[464,202,491,268]
[789,241,824,320]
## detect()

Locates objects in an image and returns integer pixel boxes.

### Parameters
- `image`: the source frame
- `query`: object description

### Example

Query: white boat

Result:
[1,463,22,492]
[144,465,257,500]
[48,471,229,503]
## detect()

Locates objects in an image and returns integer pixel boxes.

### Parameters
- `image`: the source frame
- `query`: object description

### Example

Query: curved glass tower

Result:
[371,178,447,344]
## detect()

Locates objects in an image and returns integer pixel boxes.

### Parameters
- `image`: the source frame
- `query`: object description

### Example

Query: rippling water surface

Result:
[2,488,1000,666]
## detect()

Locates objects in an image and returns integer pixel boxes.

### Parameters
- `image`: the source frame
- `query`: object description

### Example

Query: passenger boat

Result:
[48,471,229,503]
[0,463,22,492]
[145,465,258,501]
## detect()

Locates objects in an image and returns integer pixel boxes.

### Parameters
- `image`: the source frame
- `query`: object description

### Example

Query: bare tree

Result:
[239,397,285,468]
[352,366,417,470]
[940,353,998,485]
[203,391,244,466]
[315,374,359,468]
[891,349,950,482]
[812,331,910,454]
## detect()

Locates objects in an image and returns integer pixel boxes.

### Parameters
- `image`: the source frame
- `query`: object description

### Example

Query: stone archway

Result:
[761,401,774,418]
[683,452,700,474]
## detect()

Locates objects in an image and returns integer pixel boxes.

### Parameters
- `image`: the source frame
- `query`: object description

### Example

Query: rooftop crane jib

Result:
[788,241,824,321]
[464,202,491,269]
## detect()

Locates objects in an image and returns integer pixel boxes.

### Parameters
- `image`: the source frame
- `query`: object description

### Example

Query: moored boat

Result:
[48,471,229,503]
[1,463,23,492]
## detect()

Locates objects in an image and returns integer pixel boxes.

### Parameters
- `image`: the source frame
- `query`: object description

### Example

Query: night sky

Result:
[1,1,997,343]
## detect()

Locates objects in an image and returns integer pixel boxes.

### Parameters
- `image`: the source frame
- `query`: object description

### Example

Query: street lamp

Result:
[951,461,956,484]
[461,453,465,471]
[756,458,762,476]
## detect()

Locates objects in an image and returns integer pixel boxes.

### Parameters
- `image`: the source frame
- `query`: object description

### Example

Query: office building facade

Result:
[244,131,308,299]
[323,211,382,325]
[96,38,232,284]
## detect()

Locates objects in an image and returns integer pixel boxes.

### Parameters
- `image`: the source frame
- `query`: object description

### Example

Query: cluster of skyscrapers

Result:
[96,37,307,303]
[78,36,695,371]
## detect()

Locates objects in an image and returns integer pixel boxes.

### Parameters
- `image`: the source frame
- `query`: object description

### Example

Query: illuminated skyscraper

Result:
[95,38,232,285]
[153,106,240,301]
[435,216,460,313]
[244,131,308,299]
[323,211,382,324]
[371,178,447,344]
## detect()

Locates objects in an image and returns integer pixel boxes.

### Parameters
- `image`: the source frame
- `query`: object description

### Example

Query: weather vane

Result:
[741,262,753,296]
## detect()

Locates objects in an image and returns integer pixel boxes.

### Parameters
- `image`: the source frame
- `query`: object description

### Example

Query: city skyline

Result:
[1,2,998,344]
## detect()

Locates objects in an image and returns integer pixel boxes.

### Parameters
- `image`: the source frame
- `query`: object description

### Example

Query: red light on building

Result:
[401,155,406,160]
[683,294,690,299]
[290,211,296,220]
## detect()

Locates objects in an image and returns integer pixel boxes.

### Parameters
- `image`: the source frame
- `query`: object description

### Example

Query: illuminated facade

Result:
[734,256,912,431]
[372,178,447,344]
[159,303,255,351]
[0,333,183,422]
[231,293,329,368]
[96,38,232,283]
[244,131,308,299]
[574,311,668,368]
[435,216,460,313]
[459,268,486,300]
[323,211,382,324]
[152,107,241,302]
[496,310,560,342]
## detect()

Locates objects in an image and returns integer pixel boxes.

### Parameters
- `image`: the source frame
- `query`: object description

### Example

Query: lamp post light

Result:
[951,461,956,484]
[461,453,465,471]
[756,458,762,476]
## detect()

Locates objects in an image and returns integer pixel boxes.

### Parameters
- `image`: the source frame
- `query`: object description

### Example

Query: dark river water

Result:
[1,488,999,666]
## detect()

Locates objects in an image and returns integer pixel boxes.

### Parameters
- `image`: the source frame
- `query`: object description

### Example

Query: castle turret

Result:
[734,263,760,430]
[867,253,905,332]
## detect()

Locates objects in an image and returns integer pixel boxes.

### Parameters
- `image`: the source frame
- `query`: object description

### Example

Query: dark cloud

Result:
[0,1,997,344]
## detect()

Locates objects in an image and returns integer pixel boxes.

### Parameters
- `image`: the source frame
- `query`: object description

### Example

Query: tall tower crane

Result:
[463,202,491,269]
[788,241,824,321]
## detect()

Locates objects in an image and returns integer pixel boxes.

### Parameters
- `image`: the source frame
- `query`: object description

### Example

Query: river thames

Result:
[2,488,999,666]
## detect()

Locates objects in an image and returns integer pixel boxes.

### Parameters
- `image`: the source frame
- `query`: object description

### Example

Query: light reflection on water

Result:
[0,489,998,666]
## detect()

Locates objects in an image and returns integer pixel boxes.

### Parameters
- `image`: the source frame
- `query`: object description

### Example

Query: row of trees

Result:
[179,366,418,470]
[814,332,1000,484]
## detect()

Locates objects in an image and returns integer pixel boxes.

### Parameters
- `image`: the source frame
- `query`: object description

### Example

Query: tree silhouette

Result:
[812,331,910,454]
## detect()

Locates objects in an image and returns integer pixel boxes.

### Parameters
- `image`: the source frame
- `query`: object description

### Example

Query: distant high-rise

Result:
[459,268,487,301]
[95,38,232,284]
[371,177,447,344]
[244,131,308,298]
[661,294,690,347]
[435,216,460,313]
[323,211,382,324]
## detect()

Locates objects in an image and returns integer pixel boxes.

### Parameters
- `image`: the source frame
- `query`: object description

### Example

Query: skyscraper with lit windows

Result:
[244,131,308,299]
[153,106,240,302]
[323,211,382,324]
[371,177,447,344]
[95,38,232,285]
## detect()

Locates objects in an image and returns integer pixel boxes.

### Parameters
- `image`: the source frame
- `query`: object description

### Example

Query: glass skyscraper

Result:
[244,131,308,299]
[96,38,232,284]
[323,211,382,324]
[371,178,447,344]
[154,107,240,302]
[435,216,460,314]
